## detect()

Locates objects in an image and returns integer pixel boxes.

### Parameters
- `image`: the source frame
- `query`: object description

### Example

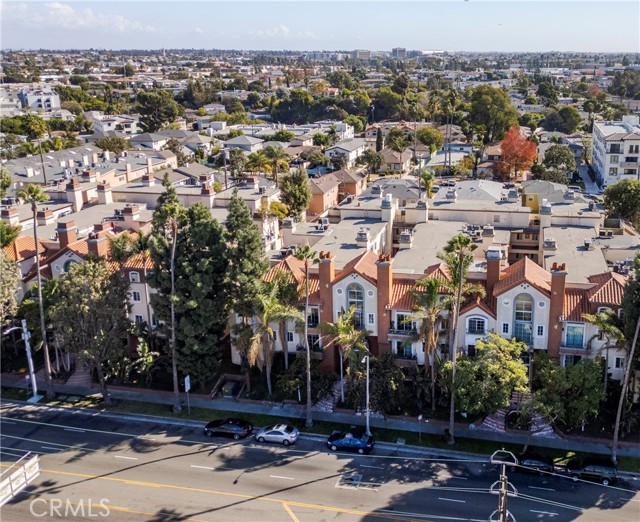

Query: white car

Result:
[254,424,299,446]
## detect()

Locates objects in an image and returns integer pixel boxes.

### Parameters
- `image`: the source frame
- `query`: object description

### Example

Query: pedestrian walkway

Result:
[2,372,639,459]
[578,164,600,194]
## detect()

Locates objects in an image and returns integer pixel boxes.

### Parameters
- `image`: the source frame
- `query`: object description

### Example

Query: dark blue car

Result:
[327,430,374,454]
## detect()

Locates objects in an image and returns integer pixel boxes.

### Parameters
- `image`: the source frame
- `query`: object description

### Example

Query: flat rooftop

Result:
[543,226,609,283]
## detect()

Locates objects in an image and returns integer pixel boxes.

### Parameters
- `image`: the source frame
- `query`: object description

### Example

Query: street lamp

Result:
[361,354,371,436]
[2,320,41,402]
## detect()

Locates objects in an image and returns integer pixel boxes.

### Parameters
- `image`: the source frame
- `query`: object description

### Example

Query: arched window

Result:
[513,294,533,344]
[129,271,140,283]
[63,259,77,273]
[467,317,486,335]
[347,283,364,329]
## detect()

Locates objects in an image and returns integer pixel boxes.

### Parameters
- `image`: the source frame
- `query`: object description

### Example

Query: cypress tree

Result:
[376,129,383,152]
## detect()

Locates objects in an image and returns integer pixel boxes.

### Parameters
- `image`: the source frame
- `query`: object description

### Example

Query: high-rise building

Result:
[391,47,407,59]
[592,115,640,188]
[353,49,372,60]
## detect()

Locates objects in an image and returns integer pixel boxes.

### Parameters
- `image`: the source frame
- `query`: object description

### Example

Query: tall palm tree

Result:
[408,278,448,412]
[269,270,302,370]
[583,309,625,394]
[319,305,370,404]
[248,284,303,396]
[294,244,319,428]
[17,184,54,397]
[264,145,290,187]
[246,150,269,176]
[438,234,485,443]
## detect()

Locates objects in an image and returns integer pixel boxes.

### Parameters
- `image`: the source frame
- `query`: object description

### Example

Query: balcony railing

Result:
[393,352,417,361]
[389,327,417,336]
[466,329,486,335]
[296,344,323,353]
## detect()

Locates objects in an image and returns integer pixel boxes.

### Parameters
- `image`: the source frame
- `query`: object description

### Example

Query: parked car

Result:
[567,185,583,192]
[204,418,253,440]
[502,182,516,189]
[327,430,374,455]
[511,453,555,475]
[431,185,441,193]
[566,457,618,485]
[441,180,456,187]
[254,424,299,446]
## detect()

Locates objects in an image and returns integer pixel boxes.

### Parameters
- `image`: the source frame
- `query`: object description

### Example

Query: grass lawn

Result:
[3,387,639,472]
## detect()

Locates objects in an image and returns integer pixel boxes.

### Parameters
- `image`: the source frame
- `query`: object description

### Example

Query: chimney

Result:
[125,163,132,180]
[140,174,155,187]
[57,221,77,249]
[82,154,89,166]
[122,205,140,231]
[25,166,35,178]
[91,153,99,164]
[97,182,113,204]
[36,209,54,226]
[482,224,495,250]
[1,207,20,226]
[356,227,371,248]
[485,247,503,297]
[547,262,567,360]
[81,169,97,183]
[87,233,109,259]
[146,157,154,174]
[65,178,84,212]
[318,251,336,371]
[376,254,393,356]
[103,150,111,161]
[200,183,215,207]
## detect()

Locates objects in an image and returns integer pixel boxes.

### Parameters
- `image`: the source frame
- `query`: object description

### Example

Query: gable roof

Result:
[3,236,48,263]
[587,271,627,305]
[493,257,551,296]
[459,297,497,319]
[224,135,263,146]
[333,250,379,286]
[563,287,590,322]
[310,173,340,194]
[390,278,417,311]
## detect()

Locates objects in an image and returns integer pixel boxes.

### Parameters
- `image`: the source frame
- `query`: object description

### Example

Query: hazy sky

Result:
[1,1,639,53]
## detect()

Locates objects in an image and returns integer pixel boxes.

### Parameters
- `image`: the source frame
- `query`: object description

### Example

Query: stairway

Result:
[64,361,91,387]
[531,414,559,438]
[481,408,508,432]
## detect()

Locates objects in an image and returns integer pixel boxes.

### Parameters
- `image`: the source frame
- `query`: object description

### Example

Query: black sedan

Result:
[510,453,555,475]
[204,418,253,440]
[327,430,374,454]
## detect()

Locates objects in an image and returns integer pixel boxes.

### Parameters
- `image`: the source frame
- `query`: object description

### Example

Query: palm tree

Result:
[583,309,625,394]
[319,306,370,404]
[269,270,302,370]
[248,284,303,396]
[294,244,319,428]
[264,145,290,187]
[246,150,269,176]
[438,234,485,443]
[17,184,54,397]
[408,278,448,412]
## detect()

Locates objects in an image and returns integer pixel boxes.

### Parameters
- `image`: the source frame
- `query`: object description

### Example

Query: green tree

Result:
[558,106,582,134]
[264,145,291,186]
[408,278,447,411]
[268,270,302,370]
[0,167,12,199]
[542,144,577,175]
[370,353,409,415]
[279,169,311,220]
[248,283,303,396]
[604,180,640,229]
[50,259,130,405]
[225,190,269,320]
[17,184,54,397]
[343,115,364,133]
[320,305,370,404]
[272,129,295,142]
[294,244,320,427]
[444,334,529,417]
[375,129,383,152]
[95,136,130,155]
[416,128,444,152]
[537,81,558,106]
[438,234,485,442]
[0,221,20,248]
[356,149,384,174]
[137,89,182,132]
[0,251,20,328]
[537,171,570,184]
[246,150,269,175]
[163,138,190,167]
[468,86,519,143]
[228,148,247,178]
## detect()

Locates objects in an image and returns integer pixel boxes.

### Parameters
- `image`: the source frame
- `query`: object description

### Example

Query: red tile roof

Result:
[493,257,551,297]
[459,298,497,319]
[3,236,48,262]
[333,250,379,286]
[563,287,590,321]
[587,272,627,305]
[390,279,417,311]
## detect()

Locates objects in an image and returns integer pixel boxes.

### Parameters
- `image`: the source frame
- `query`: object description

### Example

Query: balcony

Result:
[466,329,486,335]
[621,161,639,168]
[296,344,323,359]
[389,327,417,336]
[393,352,418,366]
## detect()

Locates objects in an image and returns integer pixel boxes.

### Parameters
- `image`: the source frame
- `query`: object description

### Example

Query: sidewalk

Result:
[578,164,600,194]
[2,372,639,460]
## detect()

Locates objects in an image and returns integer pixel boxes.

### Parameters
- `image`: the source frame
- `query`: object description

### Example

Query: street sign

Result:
[185,375,191,392]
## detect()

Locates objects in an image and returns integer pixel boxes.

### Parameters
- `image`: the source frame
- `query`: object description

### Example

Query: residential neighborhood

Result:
[1,3,640,520]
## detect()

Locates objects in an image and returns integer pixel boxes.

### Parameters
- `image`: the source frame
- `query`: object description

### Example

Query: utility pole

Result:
[489,450,518,522]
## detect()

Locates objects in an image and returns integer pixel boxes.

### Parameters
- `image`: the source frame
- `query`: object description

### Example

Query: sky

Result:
[1,1,639,53]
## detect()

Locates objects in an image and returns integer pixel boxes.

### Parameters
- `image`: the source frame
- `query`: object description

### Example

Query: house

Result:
[308,173,340,215]
[290,134,314,147]
[18,88,60,112]
[223,135,264,153]
[334,169,367,199]
[591,115,640,187]
[380,148,412,173]
[325,138,369,168]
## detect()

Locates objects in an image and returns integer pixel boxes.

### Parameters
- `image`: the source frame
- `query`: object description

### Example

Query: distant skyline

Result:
[1,1,639,53]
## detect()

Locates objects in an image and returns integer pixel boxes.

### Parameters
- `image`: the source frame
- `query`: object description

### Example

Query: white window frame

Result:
[536,325,544,337]
[286,331,294,343]
[129,271,140,283]
[502,322,509,334]
[367,313,375,325]
[614,356,625,369]
[134,314,143,325]
[467,317,486,335]
[132,291,142,302]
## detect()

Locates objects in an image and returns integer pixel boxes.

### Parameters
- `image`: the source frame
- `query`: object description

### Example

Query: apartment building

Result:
[592,115,640,188]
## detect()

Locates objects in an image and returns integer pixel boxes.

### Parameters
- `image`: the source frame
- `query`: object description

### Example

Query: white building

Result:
[18,88,60,112]
[592,115,640,188]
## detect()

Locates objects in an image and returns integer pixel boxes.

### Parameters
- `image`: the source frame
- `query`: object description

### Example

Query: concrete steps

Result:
[481,408,508,432]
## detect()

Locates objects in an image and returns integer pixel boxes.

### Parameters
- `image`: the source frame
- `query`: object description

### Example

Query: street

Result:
[1,402,638,522]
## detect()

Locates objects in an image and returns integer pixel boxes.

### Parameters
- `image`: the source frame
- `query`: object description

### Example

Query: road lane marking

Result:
[64,428,85,433]
[190,465,216,470]
[528,485,556,491]
[32,466,448,522]
[1,420,16,424]
[438,497,466,503]
[41,446,59,451]
[360,464,384,469]
[449,476,468,480]
[269,475,295,480]
[283,503,300,522]
[114,455,138,460]
[530,510,558,516]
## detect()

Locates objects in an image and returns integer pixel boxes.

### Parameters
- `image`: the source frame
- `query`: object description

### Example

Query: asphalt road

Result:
[0,403,638,522]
